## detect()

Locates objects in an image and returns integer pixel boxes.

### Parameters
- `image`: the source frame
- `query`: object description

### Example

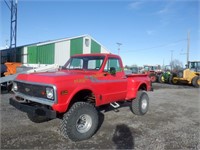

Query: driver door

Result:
[98,57,127,104]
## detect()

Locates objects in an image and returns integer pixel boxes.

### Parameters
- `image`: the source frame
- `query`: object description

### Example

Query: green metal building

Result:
[0,35,110,66]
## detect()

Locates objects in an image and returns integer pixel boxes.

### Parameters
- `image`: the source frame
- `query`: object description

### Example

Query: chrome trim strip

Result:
[13,80,57,106]
[14,91,54,106]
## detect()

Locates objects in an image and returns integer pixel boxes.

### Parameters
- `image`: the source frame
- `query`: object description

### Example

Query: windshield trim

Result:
[63,56,105,71]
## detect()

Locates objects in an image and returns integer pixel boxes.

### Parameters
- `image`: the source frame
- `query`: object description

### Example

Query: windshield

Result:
[64,56,105,70]
[144,66,157,71]
[189,62,200,72]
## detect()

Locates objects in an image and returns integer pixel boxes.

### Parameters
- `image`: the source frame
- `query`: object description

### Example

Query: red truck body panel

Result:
[14,53,151,113]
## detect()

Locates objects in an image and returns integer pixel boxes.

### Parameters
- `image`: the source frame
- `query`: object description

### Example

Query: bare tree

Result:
[170,59,183,71]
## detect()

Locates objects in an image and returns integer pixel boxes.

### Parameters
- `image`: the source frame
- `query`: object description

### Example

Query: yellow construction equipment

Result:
[172,61,200,87]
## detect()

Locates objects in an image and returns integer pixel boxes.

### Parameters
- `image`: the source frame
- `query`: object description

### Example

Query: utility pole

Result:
[187,31,190,66]
[179,32,190,67]
[4,0,18,61]
[4,0,18,49]
[10,0,18,49]
[162,58,165,69]
[170,50,174,70]
[116,42,122,55]
[171,50,174,62]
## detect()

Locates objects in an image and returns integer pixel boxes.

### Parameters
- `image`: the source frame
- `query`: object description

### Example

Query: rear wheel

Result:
[192,76,200,88]
[158,74,165,83]
[131,91,149,115]
[60,102,99,141]
[149,73,157,83]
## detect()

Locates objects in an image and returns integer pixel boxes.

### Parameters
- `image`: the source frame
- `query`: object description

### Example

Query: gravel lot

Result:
[1,83,200,149]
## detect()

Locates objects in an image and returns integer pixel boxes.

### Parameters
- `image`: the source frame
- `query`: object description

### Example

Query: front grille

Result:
[16,81,48,99]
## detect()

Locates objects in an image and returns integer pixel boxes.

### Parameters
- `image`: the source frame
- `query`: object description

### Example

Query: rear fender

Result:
[126,81,148,100]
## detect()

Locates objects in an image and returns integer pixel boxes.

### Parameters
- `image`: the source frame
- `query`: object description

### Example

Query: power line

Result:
[121,38,187,53]
[4,0,11,10]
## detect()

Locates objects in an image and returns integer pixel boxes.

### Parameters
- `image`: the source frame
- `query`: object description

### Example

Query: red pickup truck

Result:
[10,53,152,141]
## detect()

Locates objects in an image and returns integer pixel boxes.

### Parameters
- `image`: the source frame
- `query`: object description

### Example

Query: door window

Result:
[104,58,121,72]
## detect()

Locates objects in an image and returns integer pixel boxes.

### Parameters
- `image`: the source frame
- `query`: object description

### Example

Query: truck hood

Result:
[16,70,95,84]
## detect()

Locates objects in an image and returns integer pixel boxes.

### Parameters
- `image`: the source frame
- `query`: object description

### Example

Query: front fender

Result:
[52,85,96,113]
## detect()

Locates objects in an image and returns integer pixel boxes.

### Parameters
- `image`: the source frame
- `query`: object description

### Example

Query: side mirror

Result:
[110,67,116,75]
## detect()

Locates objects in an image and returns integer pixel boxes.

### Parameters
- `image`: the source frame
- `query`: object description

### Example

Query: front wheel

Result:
[131,91,149,115]
[192,76,200,88]
[60,102,99,141]
[170,76,179,85]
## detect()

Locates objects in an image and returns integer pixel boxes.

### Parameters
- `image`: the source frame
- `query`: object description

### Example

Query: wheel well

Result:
[195,73,200,76]
[68,90,95,110]
[138,83,147,91]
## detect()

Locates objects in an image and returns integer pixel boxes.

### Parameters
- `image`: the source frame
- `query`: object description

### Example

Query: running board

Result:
[110,102,120,108]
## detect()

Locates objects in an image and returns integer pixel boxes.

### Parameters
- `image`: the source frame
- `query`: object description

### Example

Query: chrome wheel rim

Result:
[141,99,148,110]
[76,114,92,133]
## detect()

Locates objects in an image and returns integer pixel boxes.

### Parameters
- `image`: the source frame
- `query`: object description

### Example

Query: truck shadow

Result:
[112,124,134,149]
[96,111,105,133]
[99,101,132,113]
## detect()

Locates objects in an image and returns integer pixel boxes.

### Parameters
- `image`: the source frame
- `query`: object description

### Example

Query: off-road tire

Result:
[192,76,200,88]
[149,73,157,83]
[170,76,179,85]
[158,74,165,83]
[131,91,149,115]
[27,113,50,123]
[60,102,99,141]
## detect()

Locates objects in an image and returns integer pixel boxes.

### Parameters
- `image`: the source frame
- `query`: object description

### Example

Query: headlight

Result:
[46,87,54,99]
[12,82,18,91]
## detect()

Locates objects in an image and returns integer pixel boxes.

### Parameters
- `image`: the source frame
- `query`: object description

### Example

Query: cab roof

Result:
[71,53,120,58]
